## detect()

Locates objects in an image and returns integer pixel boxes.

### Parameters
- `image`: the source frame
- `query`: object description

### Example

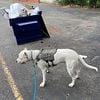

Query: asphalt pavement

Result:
[0,1,100,100]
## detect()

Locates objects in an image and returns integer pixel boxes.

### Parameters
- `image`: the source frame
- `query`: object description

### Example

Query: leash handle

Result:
[33,63,37,100]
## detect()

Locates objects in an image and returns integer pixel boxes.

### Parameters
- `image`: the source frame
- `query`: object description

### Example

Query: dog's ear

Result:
[24,51,27,56]
[24,48,27,50]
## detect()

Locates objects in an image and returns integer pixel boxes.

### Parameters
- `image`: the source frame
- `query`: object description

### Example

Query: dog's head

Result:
[16,48,30,64]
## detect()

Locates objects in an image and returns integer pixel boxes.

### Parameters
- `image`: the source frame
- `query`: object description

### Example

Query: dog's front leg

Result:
[40,69,46,87]
[37,60,47,87]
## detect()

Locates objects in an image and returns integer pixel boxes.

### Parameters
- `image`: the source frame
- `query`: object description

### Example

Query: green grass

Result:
[56,0,100,8]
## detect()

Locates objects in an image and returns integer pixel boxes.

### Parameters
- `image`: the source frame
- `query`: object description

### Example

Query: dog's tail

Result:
[79,56,98,72]
[79,55,87,59]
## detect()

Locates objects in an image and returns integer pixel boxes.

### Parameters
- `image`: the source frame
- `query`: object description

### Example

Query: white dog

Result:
[16,48,98,88]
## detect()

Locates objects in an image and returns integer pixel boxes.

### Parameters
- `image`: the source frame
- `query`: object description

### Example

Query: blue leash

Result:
[33,63,37,100]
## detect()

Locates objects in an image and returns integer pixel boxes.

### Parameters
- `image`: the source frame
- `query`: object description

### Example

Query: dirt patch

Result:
[47,25,60,34]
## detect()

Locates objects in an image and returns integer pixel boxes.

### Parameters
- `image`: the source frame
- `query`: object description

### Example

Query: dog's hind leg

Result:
[66,60,79,87]
[75,69,80,79]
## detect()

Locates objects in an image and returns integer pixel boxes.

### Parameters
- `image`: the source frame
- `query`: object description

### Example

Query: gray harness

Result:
[36,49,57,66]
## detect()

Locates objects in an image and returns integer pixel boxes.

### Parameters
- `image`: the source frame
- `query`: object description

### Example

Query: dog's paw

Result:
[46,69,50,73]
[68,83,74,88]
[40,82,45,88]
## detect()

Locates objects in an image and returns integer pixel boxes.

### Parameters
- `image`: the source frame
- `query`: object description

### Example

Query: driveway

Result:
[0,1,100,100]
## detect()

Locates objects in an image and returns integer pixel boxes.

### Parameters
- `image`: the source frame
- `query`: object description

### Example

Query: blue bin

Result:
[9,12,50,45]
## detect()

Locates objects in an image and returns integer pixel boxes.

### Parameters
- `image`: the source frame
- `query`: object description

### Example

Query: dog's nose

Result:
[16,60,18,63]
